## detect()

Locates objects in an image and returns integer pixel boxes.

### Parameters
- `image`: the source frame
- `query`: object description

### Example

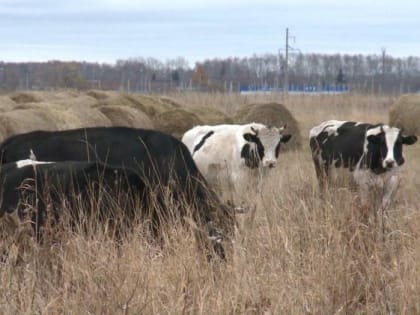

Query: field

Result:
[1,92,420,314]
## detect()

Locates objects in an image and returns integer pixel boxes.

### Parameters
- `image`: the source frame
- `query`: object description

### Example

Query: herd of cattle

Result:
[0,118,417,260]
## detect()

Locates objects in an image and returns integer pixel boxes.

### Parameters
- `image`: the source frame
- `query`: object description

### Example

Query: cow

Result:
[0,160,148,241]
[309,120,417,209]
[182,123,292,194]
[0,127,235,259]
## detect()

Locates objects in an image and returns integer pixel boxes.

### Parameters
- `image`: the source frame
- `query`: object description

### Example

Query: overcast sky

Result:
[1,0,419,66]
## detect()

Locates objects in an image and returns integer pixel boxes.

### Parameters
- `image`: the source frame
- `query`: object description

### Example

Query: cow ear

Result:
[250,126,259,135]
[402,135,418,145]
[281,134,292,143]
[367,134,381,144]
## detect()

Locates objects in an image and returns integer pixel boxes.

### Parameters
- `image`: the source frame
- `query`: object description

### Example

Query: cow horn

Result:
[279,123,287,133]
[251,126,258,135]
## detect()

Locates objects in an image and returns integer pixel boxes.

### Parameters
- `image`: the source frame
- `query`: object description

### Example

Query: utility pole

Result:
[381,47,386,93]
[284,28,289,95]
[281,28,299,95]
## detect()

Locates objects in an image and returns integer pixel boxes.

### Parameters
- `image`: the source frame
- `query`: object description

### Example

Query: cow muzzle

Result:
[384,159,396,169]
[263,160,276,168]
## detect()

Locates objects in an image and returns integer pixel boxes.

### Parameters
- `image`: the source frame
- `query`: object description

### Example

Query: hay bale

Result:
[64,104,112,129]
[0,109,59,142]
[9,92,42,104]
[234,104,255,122]
[193,106,234,125]
[122,93,177,117]
[98,105,154,129]
[0,96,17,112]
[12,101,63,111]
[154,109,203,139]
[234,102,302,150]
[158,96,182,109]
[389,94,420,135]
[86,89,111,100]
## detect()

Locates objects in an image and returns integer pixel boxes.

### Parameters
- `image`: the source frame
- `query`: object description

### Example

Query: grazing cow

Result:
[0,160,147,241]
[182,123,292,194]
[309,120,417,208]
[0,127,235,259]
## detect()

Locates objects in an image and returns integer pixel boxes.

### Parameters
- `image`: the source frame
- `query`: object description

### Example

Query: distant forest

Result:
[1,52,419,94]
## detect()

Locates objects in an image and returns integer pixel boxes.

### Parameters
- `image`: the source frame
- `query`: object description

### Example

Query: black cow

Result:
[0,127,234,259]
[309,120,417,208]
[0,160,147,241]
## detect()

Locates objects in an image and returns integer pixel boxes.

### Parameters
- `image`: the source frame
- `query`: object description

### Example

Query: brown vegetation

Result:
[1,92,420,314]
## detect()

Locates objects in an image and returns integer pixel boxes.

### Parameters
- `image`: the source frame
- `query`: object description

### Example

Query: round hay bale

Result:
[0,96,17,112]
[9,92,42,104]
[154,109,203,139]
[389,94,420,135]
[0,109,59,142]
[158,96,182,109]
[235,102,302,150]
[194,106,234,125]
[64,104,112,129]
[51,94,98,109]
[12,101,63,111]
[234,104,255,122]
[123,94,177,117]
[98,105,154,129]
[86,89,111,100]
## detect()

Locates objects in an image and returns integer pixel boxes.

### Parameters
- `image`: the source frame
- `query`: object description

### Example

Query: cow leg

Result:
[381,174,399,210]
[313,159,329,197]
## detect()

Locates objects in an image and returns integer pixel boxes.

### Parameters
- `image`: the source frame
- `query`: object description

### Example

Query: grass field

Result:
[1,92,419,314]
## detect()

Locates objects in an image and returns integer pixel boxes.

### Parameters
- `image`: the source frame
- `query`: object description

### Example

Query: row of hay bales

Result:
[0,90,302,150]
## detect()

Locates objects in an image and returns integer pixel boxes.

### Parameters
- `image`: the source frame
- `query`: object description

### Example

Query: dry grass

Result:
[1,91,420,314]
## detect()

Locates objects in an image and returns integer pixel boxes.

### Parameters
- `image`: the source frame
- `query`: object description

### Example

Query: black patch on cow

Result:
[310,122,373,173]
[364,130,389,174]
[275,134,292,157]
[241,133,264,168]
[193,131,214,155]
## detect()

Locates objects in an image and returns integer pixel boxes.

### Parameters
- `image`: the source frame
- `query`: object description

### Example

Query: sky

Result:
[1,0,419,66]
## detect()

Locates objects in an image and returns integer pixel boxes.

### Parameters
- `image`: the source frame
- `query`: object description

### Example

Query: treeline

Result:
[1,53,419,94]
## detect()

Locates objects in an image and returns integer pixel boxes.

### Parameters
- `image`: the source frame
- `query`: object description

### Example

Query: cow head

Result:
[365,125,417,172]
[241,124,292,169]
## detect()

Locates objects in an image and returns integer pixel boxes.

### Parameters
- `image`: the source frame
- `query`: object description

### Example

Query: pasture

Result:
[1,91,420,314]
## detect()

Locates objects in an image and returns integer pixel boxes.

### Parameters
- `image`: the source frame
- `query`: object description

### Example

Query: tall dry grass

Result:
[1,92,419,314]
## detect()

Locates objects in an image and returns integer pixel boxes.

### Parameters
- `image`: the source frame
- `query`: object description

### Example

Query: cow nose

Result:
[385,160,395,169]
[265,161,276,168]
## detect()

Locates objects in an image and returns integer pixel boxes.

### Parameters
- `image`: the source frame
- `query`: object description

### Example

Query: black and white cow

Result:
[309,120,417,208]
[182,123,292,193]
[0,127,235,259]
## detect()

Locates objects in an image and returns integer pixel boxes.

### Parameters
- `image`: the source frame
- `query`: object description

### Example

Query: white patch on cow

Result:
[16,159,54,169]
[182,124,248,154]
[383,126,400,168]
[309,120,347,139]
[29,149,37,161]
